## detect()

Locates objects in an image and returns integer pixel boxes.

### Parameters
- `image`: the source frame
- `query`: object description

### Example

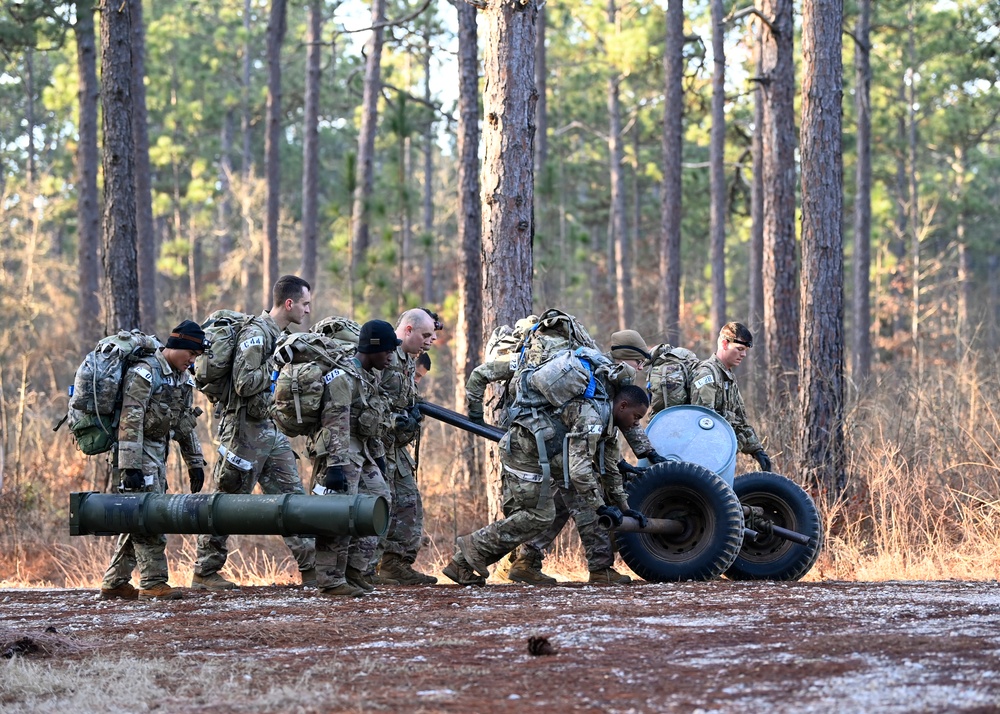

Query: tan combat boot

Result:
[379,553,437,585]
[300,568,318,588]
[191,572,238,591]
[588,566,632,585]
[493,552,514,582]
[345,566,376,592]
[318,582,366,598]
[508,550,557,585]
[99,582,139,600]
[138,583,184,600]
[441,556,487,586]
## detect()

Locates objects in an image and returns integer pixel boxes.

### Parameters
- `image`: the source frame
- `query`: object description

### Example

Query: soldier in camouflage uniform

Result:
[309,320,397,597]
[443,380,650,587]
[192,276,317,591]
[99,321,208,601]
[372,309,438,585]
[690,322,772,472]
[465,316,539,428]
[510,330,665,585]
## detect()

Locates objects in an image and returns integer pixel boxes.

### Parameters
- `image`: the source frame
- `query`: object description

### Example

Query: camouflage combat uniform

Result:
[373,345,424,568]
[465,358,516,424]
[461,395,628,568]
[307,357,391,590]
[690,353,764,456]
[101,350,205,590]
[194,311,315,578]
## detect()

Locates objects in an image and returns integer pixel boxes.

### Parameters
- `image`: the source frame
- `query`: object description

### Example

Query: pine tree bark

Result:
[852,0,872,383]
[799,0,844,494]
[300,0,322,291]
[350,0,387,312]
[422,23,435,305]
[100,0,141,331]
[76,0,103,346]
[452,0,483,493]
[480,0,536,521]
[608,0,631,331]
[240,0,254,312]
[659,0,684,345]
[131,0,156,332]
[746,20,766,399]
[709,0,726,336]
[264,0,288,304]
[760,0,799,402]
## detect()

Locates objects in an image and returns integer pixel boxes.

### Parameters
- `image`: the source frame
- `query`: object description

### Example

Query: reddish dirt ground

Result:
[3,580,1000,712]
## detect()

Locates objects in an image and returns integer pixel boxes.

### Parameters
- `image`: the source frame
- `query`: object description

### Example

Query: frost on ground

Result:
[1,580,999,713]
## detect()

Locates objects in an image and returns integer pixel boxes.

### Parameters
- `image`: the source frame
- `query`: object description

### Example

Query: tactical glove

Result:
[188,467,205,494]
[468,409,486,427]
[122,468,145,491]
[409,404,424,424]
[375,456,387,476]
[754,450,772,472]
[617,459,646,478]
[645,450,668,465]
[596,504,624,528]
[622,508,649,529]
[324,465,347,493]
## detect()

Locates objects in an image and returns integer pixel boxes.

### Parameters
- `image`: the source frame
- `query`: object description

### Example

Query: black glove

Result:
[645,450,667,465]
[617,459,646,477]
[596,504,624,528]
[622,508,649,529]
[122,468,145,491]
[409,404,424,424]
[754,450,772,472]
[188,467,205,494]
[468,410,486,427]
[324,465,347,493]
[375,456,387,476]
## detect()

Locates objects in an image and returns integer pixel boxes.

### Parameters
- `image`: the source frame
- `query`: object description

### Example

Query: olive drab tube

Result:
[69,492,389,538]
[417,401,506,442]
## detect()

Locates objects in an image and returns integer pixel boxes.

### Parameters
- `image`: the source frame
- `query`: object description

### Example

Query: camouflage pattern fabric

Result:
[523,485,616,571]
[689,353,764,455]
[102,350,205,590]
[194,412,315,577]
[308,358,391,587]
[377,346,425,565]
[228,311,282,420]
[465,358,515,421]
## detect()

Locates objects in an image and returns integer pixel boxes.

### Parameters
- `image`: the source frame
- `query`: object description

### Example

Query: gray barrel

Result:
[69,491,389,538]
[639,405,738,486]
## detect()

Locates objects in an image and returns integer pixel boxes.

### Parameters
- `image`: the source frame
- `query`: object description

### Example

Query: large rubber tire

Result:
[618,460,744,582]
[726,471,822,581]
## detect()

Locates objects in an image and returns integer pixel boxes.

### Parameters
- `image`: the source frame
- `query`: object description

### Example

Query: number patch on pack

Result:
[239,335,265,351]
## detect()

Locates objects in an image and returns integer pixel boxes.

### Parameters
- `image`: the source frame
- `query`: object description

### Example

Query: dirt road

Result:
[2,580,999,713]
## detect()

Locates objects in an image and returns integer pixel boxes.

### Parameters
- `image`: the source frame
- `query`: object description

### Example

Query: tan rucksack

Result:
[645,343,701,415]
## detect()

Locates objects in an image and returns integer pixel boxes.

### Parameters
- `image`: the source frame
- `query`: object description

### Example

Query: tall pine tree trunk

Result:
[760,0,799,402]
[300,0,322,291]
[422,22,436,305]
[76,0,103,346]
[131,0,156,332]
[659,0,683,345]
[709,0,726,336]
[350,0,387,313]
[852,0,872,382]
[608,1,631,331]
[100,0,140,331]
[799,0,844,493]
[746,19,766,399]
[240,0,254,312]
[480,0,536,522]
[264,0,288,304]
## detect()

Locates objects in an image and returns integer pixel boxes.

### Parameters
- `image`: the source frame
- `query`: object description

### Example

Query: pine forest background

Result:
[1,0,999,585]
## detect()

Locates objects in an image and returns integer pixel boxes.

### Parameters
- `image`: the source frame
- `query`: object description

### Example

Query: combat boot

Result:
[456,535,491,579]
[345,566,376,592]
[318,582,366,598]
[191,572,238,591]
[379,553,437,585]
[493,552,514,582]
[300,568,318,588]
[588,567,632,585]
[138,583,184,600]
[442,556,487,586]
[508,550,557,585]
[99,582,139,600]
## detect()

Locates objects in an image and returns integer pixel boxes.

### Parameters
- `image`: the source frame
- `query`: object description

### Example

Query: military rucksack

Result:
[645,343,701,415]
[60,330,162,455]
[271,331,359,438]
[513,308,597,376]
[193,310,259,405]
[311,315,361,353]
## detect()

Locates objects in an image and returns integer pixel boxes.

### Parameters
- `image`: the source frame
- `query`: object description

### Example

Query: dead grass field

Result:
[3,579,1000,713]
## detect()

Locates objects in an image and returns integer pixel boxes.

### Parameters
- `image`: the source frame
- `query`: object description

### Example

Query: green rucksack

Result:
[193,310,259,405]
[645,343,701,415]
[311,315,361,353]
[271,331,359,438]
[60,330,161,455]
[513,308,597,375]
